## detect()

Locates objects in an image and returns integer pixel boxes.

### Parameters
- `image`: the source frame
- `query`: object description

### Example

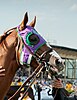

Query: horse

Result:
[0,12,64,100]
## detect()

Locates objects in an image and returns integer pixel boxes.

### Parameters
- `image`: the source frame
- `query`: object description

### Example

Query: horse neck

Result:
[0,30,19,99]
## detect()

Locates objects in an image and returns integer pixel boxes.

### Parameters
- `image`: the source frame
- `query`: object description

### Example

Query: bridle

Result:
[9,35,56,100]
[8,48,54,100]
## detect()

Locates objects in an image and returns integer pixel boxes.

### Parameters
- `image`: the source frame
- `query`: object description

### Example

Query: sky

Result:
[0,0,77,49]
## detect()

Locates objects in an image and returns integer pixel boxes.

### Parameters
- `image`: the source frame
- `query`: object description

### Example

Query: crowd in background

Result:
[4,67,77,100]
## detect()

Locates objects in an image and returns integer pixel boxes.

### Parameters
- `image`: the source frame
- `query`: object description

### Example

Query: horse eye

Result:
[26,33,40,46]
[29,34,40,45]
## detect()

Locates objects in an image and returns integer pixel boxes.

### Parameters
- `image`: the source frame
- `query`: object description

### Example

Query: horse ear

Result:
[29,16,36,27]
[19,12,28,31]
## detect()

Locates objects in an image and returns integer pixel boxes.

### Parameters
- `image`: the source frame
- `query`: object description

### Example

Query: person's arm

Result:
[52,79,63,98]
[52,78,63,89]
[52,78,70,100]
[0,66,5,77]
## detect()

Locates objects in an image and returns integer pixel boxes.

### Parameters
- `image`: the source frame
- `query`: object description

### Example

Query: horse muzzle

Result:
[48,53,65,72]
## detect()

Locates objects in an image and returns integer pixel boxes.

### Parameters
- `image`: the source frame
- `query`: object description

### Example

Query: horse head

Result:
[17,12,65,75]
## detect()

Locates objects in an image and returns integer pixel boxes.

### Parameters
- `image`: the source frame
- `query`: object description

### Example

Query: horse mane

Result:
[0,27,17,43]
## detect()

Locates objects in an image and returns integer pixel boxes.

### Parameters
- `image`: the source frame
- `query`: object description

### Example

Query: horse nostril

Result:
[55,59,60,66]
[64,61,65,65]
[55,59,64,71]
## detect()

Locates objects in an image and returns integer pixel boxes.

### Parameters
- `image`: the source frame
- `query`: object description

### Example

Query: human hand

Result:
[52,78,63,88]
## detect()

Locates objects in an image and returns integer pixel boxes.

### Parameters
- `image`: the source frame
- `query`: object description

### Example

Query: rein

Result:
[21,65,44,100]
[8,63,44,100]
